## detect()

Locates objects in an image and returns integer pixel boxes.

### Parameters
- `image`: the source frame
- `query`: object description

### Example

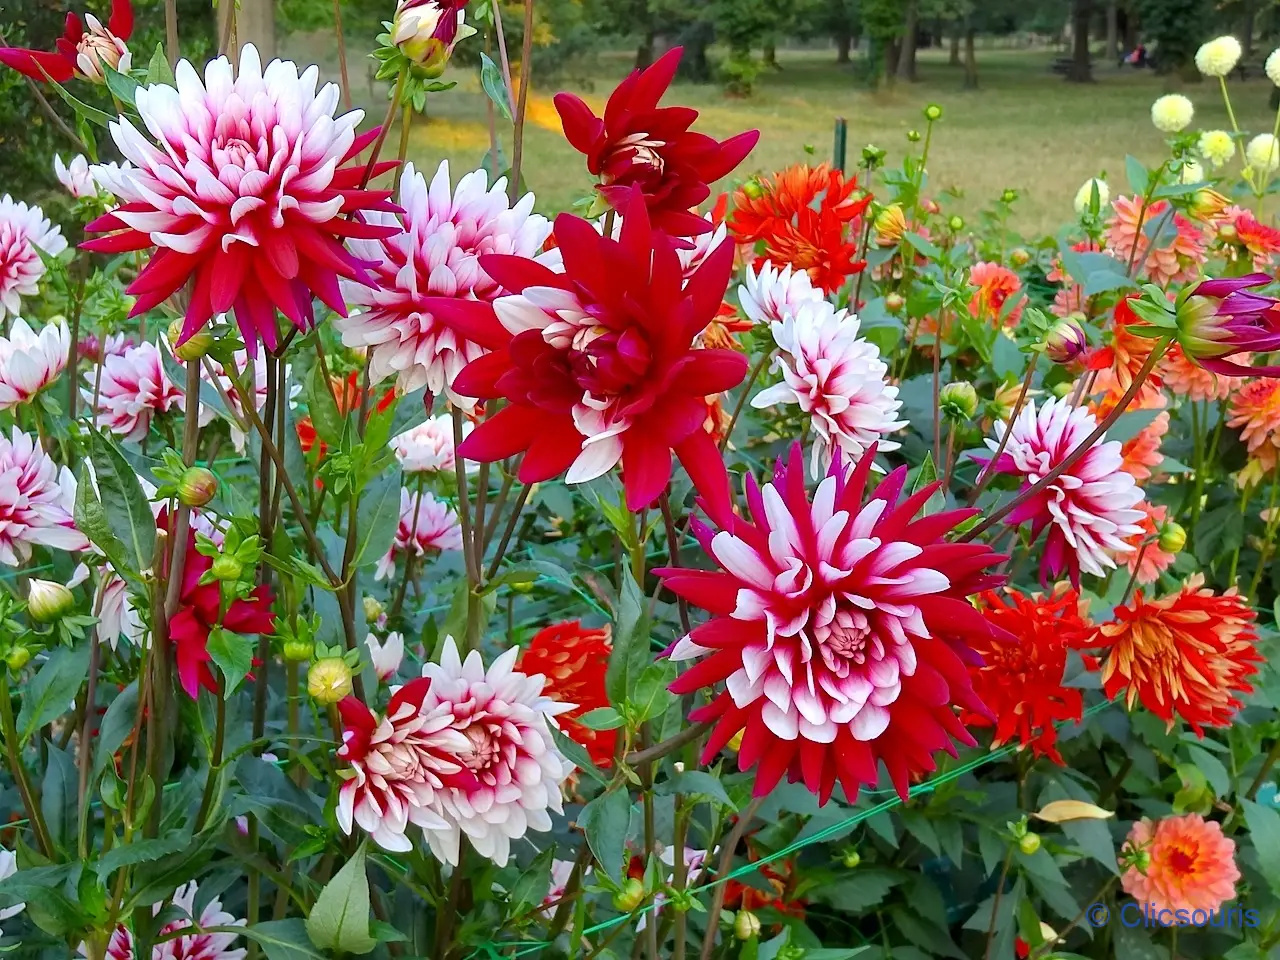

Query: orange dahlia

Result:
[1090,576,1261,734]
[968,261,1024,327]
[728,163,871,294]
[1104,195,1207,288]
[1118,411,1169,481]
[517,621,616,767]
[1221,205,1280,272]
[1122,814,1239,917]
[1123,503,1177,585]
[962,587,1093,764]
[1228,378,1280,471]
[1087,296,1167,408]
[1160,343,1250,402]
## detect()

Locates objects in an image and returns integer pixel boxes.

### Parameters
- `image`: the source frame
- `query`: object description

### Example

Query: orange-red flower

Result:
[517,621,615,767]
[1088,297,1167,408]
[1118,411,1168,481]
[724,850,807,923]
[1160,343,1250,402]
[1228,378,1280,471]
[728,163,871,294]
[1124,503,1177,585]
[1122,814,1239,917]
[1221,205,1280,271]
[968,261,1023,327]
[963,587,1093,764]
[1090,576,1261,734]
[1104,195,1207,288]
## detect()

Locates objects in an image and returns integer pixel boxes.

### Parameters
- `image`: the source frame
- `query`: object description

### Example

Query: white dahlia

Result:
[0,317,69,410]
[752,300,907,478]
[366,631,405,682]
[80,880,246,960]
[979,396,1145,584]
[54,154,96,199]
[0,847,23,936]
[83,341,183,442]
[419,638,574,867]
[0,427,87,565]
[392,414,473,474]
[1196,36,1242,77]
[336,160,556,405]
[1073,178,1110,215]
[0,196,66,319]
[374,488,463,580]
[96,572,143,650]
[1150,93,1194,133]
[737,260,823,326]
[1268,48,1280,86]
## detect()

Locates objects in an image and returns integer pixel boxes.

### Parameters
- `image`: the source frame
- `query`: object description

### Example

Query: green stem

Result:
[1228,483,1255,586]
[0,676,53,855]
[1189,400,1205,538]
[1247,473,1280,599]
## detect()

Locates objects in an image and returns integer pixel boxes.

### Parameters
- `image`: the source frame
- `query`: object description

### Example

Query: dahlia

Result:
[0,428,87,565]
[1088,401,1167,482]
[968,261,1023,327]
[436,191,747,520]
[1199,130,1237,168]
[737,261,823,326]
[374,488,463,581]
[418,638,575,866]
[0,317,69,410]
[1269,48,1280,85]
[96,572,143,650]
[392,0,470,72]
[55,154,96,199]
[1221,206,1280,271]
[1122,814,1239,917]
[0,847,22,936]
[1104,196,1206,288]
[554,48,759,236]
[336,160,555,403]
[964,587,1092,764]
[83,342,183,442]
[751,299,906,478]
[1228,379,1280,471]
[0,0,133,82]
[660,444,1010,802]
[1151,94,1194,133]
[1247,134,1280,174]
[541,859,590,919]
[80,332,132,365]
[1160,343,1248,401]
[0,196,67,319]
[1073,178,1109,215]
[978,397,1145,584]
[366,631,405,682]
[728,164,871,294]
[392,414,473,474]
[1196,36,1243,77]
[85,44,398,354]
[1092,575,1260,733]
[518,620,616,767]
[1171,274,1280,377]
[1088,297,1167,408]
[82,880,246,959]
[1124,503,1177,586]
[200,349,301,452]
[168,522,275,699]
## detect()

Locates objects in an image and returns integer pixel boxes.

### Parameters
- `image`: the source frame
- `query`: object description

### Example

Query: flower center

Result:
[604,132,667,183]
[460,723,501,772]
[1165,844,1197,878]
[569,327,652,397]
[214,136,258,171]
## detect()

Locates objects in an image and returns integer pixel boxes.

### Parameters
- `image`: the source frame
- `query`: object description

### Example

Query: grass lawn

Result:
[288,37,1280,236]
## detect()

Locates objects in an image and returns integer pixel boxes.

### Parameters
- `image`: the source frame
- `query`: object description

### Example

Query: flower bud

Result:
[210,554,244,583]
[948,214,965,232]
[924,103,943,121]
[1158,520,1187,554]
[28,579,74,624]
[1019,832,1042,855]
[74,20,131,83]
[283,638,314,662]
[1051,381,1074,399]
[874,204,907,246]
[740,177,765,200]
[921,198,941,215]
[178,466,218,507]
[612,877,645,913]
[939,381,979,422]
[167,318,212,362]
[393,0,470,78]
[363,596,385,623]
[1009,248,1031,268]
[734,910,762,941]
[1218,222,1239,244]
[4,646,31,671]
[1191,188,1231,220]
[884,293,905,314]
[906,129,921,143]
[1043,317,1087,365]
[308,657,354,704]
[1001,188,1019,204]
[840,849,861,869]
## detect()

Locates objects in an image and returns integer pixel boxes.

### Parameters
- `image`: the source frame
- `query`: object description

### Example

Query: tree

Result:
[897,0,921,80]
[1133,0,1212,74]
[861,0,906,86]
[1067,0,1094,81]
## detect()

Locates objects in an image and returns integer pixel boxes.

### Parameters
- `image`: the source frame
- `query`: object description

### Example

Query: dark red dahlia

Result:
[0,0,132,83]
[553,48,759,237]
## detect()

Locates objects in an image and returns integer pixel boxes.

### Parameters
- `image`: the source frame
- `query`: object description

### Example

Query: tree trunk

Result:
[835,32,852,64]
[1243,0,1257,57]
[963,20,978,88]
[1105,0,1118,62]
[636,27,655,70]
[896,0,919,81]
[763,42,779,69]
[885,38,901,81]
[1066,0,1094,82]
[217,0,275,57]
[949,27,961,65]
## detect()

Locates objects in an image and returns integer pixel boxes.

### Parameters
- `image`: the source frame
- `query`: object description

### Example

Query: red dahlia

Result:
[554,48,759,237]
[660,444,1010,802]
[518,620,616,767]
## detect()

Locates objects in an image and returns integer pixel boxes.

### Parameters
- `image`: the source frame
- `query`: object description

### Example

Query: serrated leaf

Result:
[509,847,554,913]
[305,364,347,449]
[87,431,156,575]
[18,645,90,746]
[480,53,513,122]
[305,841,376,955]
[97,833,189,880]
[103,63,138,108]
[582,789,631,883]
[549,725,608,785]
[353,469,403,569]
[239,920,325,960]
[207,627,254,696]
[605,565,649,706]
[654,770,736,808]
[94,681,139,777]
[74,465,142,591]
[629,661,675,724]
[40,69,115,126]
[577,707,624,731]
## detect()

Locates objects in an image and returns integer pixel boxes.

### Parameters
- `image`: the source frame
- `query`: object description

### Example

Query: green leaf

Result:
[509,847,555,914]
[305,841,377,955]
[87,431,156,575]
[1108,409,1162,443]
[97,833,190,880]
[95,681,139,777]
[808,868,907,912]
[910,452,945,518]
[103,63,139,108]
[605,565,649,706]
[41,743,77,851]
[902,231,941,259]
[146,42,175,86]
[581,789,631,883]
[353,469,403,569]
[479,52,513,122]
[74,466,142,591]
[388,386,431,438]
[1243,799,1280,896]
[159,346,230,423]
[207,628,254,696]
[41,70,115,126]
[305,364,347,450]
[0,864,83,936]
[239,920,326,960]
[629,661,675,724]
[1125,155,1150,195]
[549,725,608,786]
[18,644,90,746]
[654,770,736,808]
[1186,743,1231,797]
[577,707,624,731]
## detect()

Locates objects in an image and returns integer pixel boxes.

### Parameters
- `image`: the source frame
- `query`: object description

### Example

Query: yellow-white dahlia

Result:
[1198,130,1236,168]
[1196,36,1242,77]
[1151,94,1194,133]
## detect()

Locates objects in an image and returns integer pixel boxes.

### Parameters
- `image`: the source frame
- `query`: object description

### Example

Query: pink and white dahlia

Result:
[80,880,246,960]
[0,847,22,936]
[54,154,96,199]
[337,160,556,403]
[418,638,574,866]
[979,396,1145,584]
[84,341,183,441]
[96,572,143,649]
[375,488,463,580]
[0,427,87,565]
[199,347,298,451]
[392,414,472,474]
[366,631,405,682]
[0,196,66,319]
[336,677,471,852]
[752,299,907,478]
[738,261,823,326]
[85,44,397,354]
[541,859,589,919]
[660,445,1009,802]
[0,317,69,409]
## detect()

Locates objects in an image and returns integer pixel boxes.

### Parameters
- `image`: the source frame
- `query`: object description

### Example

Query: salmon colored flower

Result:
[1104,196,1206,288]
[1089,391,1169,482]
[1123,503,1177,585]
[728,164,871,294]
[518,621,615,768]
[1046,240,1098,320]
[963,587,1093,763]
[1122,814,1239,917]
[1228,379,1280,471]
[1090,575,1261,734]
[1220,205,1280,271]
[554,48,758,237]
[1088,297,1167,408]
[968,261,1023,327]
[1160,343,1249,402]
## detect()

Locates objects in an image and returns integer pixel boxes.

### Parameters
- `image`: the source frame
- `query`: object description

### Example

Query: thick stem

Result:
[193,679,226,831]
[489,0,518,117]
[698,796,766,960]
[659,492,691,633]
[485,483,530,580]
[332,0,353,110]
[983,847,1015,960]
[509,0,536,203]
[76,590,106,859]
[720,351,772,453]
[931,323,942,465]
[67,265,86,421]
[625,721,714,767]
[452,408,482,650]
[164,0,179,66]
[391,475,427,619]
[360,71,408,189]
[0,678,53,855]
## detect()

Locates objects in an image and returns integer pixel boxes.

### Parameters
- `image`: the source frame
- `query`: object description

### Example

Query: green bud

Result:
[4,646,31,671]
[363,595,385,623]
[167,319,212,362]
[1158,521,1187,554]
[906,129,921,143]
[1001,188,1019,204]
[283,638,314,663]
[840,849,861,869]
[924,103,943,121]
[884,292,905,314]
[178,466,218,508]
[612,877,645,913]
[28,578,74,623]
[308,657,354,704]
[1019,832,1042,855]
[734,910,762,941]
[939,381,979,422]
[948,214,965,232]
[211,554,244,583]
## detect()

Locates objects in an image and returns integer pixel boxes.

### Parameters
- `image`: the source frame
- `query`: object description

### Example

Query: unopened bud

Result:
[1051,381,1075,399]
[906,129,921,143]
[283,638,314,662]
[167,319,212,362]
[884,292,905,314]
[1191,187,1231,220]
[28,579,74,624]
[740,177,764,200]
[874,204,907,246]
[612,877,645,913]
[1043,317,1087,365]
[363,596,385,623]
[1019,832,1042,855]
[840,849,861,869]
[178,466,218,507]
[939,381,979,422]
[1001,188,1019,204]
[948,214,965,232]
[1158,521,1187,554]
[1218,222,1239,244]
[1009,248,1031,268]
[308,657,354,704]
[393,0,471,78]
[924,103,943,121]
[734,910,762,941]
[4,646,31,671]
[210,554,244,583]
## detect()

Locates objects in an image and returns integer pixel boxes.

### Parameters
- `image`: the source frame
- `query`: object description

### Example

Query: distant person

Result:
[1121,43,1148,68]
